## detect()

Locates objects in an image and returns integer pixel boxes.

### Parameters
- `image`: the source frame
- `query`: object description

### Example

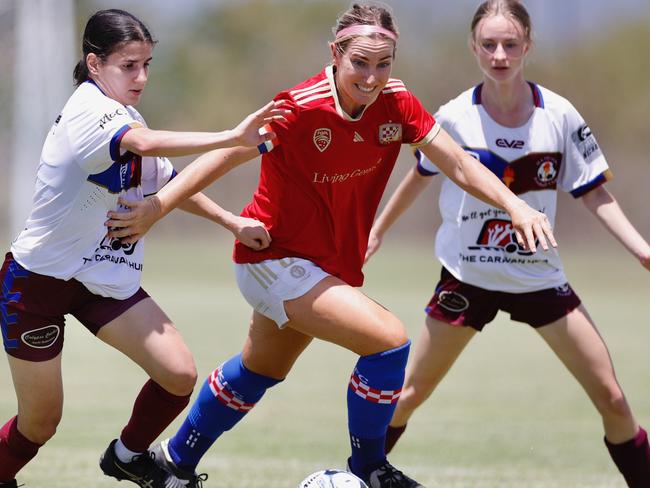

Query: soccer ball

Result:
[297,469,368,488]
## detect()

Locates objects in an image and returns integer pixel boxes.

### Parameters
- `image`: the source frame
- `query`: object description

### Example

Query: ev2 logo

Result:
[496,138,525,149]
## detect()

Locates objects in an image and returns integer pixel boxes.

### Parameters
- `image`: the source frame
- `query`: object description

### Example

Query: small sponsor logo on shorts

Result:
[21,325,60,349]
[555,283,572,296]
[437,291,469,312]
[290,265,306,279]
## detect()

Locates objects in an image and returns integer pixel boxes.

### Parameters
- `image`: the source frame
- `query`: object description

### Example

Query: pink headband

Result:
[334,24,398,43]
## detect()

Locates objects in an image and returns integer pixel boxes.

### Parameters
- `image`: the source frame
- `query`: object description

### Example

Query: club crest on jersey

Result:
[535,157,558,186]
[378,123,402,144]
[313,128,331,152]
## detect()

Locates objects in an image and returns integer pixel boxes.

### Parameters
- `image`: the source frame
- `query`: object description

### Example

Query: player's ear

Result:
[468,35,477,56]
[329,42,339,64]
[86,53,100,76]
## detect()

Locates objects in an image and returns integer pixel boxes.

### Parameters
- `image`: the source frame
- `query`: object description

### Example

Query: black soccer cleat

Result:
[100,438,186,488]
[0,480,21,488]
[149,438,208,488]
[348,457,425,488]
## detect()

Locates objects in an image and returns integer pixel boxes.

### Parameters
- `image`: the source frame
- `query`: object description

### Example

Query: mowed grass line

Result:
[1,238,648,487]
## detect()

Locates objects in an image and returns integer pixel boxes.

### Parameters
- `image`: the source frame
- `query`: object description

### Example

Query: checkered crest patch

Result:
[378,123,402,145]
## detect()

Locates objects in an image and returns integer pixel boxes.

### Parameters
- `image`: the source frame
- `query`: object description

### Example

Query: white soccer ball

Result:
[297,469,368,488]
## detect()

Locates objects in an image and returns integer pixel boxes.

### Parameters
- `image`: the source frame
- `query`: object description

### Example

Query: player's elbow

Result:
[123,128,161,156]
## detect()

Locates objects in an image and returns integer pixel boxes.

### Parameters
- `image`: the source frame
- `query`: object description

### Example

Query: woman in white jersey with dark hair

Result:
[365,1,650,486]
[0,8,287,488]
[104,3,555,487]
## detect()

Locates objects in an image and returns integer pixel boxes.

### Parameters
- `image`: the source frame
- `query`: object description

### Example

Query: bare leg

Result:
[536,305,637,443]
[392,316,476,427]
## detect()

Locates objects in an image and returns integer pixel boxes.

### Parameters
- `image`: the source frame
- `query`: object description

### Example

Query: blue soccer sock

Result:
[167,353,281,471]
[347,341,410,478]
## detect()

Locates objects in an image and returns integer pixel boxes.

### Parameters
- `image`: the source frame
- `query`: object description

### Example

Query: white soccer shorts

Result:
[235,257,330,327]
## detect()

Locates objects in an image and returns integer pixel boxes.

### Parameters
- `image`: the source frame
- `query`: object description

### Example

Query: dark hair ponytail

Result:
[73,9,156,86]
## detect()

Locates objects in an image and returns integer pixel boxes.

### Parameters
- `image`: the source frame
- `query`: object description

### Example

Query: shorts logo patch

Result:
[437,291,469,312]
[555,283,572,297]
[290,265,306,279]
[21,325,60,349]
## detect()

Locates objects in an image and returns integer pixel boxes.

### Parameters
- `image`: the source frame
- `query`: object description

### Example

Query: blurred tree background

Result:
[0,0,648,250]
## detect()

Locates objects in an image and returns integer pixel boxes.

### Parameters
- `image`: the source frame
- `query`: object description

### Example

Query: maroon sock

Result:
[605,427,650,488]
[0,416,42,482]
[385,424,407,454]
[120,380,191,453]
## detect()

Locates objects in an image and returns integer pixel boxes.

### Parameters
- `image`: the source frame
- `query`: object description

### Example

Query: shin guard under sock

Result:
[0,416,42,482]
[168,354,281,471]
[348,341,410,477]
[120,379,191,453]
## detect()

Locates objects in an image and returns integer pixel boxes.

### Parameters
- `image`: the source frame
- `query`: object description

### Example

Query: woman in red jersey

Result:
[106,3,555,487]
[365,1,650,487]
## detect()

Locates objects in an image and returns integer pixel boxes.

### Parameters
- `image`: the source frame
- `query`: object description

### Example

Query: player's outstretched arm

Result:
[106,145,260,243]
[581,185,650,270]
[178,193,271,251]
[120,100,289,157]
[365,165,433,263]
[420,128,557,253]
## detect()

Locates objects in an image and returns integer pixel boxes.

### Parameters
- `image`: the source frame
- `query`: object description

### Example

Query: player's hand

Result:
[105,196,163,244]
[639,251,650,271]
[230,216,271,251]
[364,227,384,263]
[232,100,291,147]
[507,199,557,253]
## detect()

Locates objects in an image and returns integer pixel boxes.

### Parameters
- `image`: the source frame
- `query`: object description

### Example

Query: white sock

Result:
[114,438,142,463]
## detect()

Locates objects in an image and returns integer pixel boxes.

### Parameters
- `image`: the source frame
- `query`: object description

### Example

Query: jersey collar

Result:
[326,64,373,122]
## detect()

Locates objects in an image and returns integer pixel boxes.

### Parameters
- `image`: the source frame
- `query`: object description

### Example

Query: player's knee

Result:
[20,409,62,444]
[377,318,408,351]
[595,389,632,419]
[160,361,198,396]
[400,384,431,411]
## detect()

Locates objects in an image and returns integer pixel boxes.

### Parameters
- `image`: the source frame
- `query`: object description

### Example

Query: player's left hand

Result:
[230,216,271,251]
[508,199,557,253]
[232,100,291,148]
[105,197,162,244]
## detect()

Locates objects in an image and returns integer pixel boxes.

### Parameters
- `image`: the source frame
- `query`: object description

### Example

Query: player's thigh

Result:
[242,311,313,380]
[8,353,63,441]
[406,316,476,389]
[536,305,621,396]
[96,297,196,394]
[284,276,407,356]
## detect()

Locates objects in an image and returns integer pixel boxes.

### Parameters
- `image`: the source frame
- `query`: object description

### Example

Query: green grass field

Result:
[1,238,648,487]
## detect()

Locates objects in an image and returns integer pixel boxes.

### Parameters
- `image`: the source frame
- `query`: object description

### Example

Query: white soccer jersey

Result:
[11,81,174,299]
[418,83,610,292]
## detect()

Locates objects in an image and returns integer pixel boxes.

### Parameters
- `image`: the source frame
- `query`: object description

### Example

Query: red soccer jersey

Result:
[234,66,439,286]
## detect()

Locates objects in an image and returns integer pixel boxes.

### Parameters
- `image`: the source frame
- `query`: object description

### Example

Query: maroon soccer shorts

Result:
[1,253,149,361]
[426,267,581,331]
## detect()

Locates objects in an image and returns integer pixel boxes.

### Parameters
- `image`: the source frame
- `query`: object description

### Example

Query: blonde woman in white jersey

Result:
[366,1,650,486]
[0,9,287,488]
